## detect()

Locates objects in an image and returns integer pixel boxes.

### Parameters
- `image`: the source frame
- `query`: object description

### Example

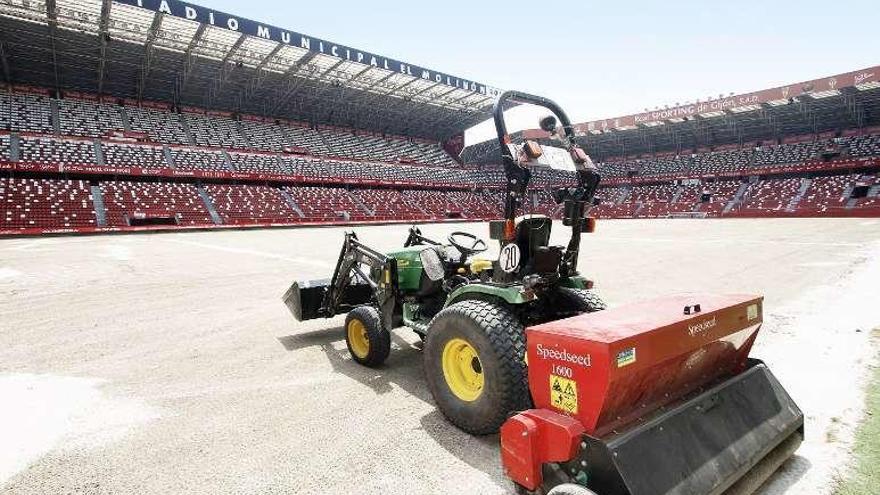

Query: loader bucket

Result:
[517,293,804,494]
[282,278,372,321]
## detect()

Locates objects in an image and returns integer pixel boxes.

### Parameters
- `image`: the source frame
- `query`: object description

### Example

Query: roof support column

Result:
[177,23,208,102]
[96,0,113,94]
[137,11,164,101]
[0,41,10,82]
[45,0,60,90]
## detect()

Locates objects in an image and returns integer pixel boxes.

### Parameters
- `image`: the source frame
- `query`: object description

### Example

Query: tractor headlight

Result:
[420,248,445,282]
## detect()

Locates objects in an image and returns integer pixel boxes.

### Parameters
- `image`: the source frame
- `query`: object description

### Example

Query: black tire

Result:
[547,484,598,495]
[423,300,531,435]
[344,306,390,367]
[555,288,606,313]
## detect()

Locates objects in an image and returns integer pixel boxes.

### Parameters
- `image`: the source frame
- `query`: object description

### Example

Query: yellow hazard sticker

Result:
[550,374,578,415]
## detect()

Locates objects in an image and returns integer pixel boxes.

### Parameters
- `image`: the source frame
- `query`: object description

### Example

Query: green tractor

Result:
[284,90,604,435]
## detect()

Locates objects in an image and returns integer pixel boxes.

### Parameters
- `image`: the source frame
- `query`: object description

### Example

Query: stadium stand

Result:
[692,148,753,175]
[443,190,500,220]
[753,141,822,166]
[57,98,125,137]
[353,188,427,221]
[170,148,229,172]
[204,184,296,224]
[798,174,854,213]
[101,180,213,226]
[736,178,805,213]
[697,181,746,216]
[19,136,97,166]
[401,189,458,219]
[185,112,249,149]
[103,143,167,168]
[227,152,287,174]
[0,0,877,235]
[238,119,290,152]
[1,177,96,229]
[0,90,53,134]
[285,125,332,156]
[126,106,192,145]
[1,84,879,235]
[284,186,364,222]
[530,189,564,217]
[0,134,10,161]
[319,127,362,159]
[847,133,880,157]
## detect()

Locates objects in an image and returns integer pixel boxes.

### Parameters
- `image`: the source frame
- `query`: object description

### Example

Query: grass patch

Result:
[834,328,879,495]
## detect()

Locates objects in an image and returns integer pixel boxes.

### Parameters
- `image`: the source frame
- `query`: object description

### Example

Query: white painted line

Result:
[796,261,849,267]
[163,238,331,267]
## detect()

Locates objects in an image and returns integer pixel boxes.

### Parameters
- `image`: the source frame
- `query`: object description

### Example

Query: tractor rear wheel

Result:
[423,300,530,435]
[344,306,390,367]
[555,288,606,313]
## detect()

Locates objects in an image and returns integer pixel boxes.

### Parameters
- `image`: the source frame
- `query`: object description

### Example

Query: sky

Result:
[202,0,878,144]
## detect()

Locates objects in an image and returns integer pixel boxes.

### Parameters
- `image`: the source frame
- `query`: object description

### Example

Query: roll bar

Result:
[491,90,602,278]
[493,90,577,152]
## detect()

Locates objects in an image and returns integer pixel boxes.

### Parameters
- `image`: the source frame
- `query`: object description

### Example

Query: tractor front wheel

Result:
[423,300,530,435]
[344,306,390,367]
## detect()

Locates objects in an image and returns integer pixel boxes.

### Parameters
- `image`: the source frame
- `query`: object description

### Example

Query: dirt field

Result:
[1,218,879,495]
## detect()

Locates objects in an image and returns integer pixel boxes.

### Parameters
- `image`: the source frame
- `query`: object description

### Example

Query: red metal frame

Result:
[500,409,585,491]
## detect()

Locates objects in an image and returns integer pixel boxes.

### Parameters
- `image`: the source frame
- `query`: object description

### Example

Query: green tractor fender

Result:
[443,275,589,309]
[443,283,535,308]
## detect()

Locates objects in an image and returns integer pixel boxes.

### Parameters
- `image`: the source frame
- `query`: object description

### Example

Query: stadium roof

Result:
[462,65,880,163]
[0,0,501,141]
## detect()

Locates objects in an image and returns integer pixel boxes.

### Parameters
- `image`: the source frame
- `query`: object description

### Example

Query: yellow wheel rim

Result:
[347,319,370,359]
[441,338,484,402]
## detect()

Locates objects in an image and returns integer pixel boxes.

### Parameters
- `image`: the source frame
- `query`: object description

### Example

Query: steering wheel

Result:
[447,231,488,257]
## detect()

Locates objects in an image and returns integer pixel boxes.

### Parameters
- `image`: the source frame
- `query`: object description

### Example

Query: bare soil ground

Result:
[1,218,878,495]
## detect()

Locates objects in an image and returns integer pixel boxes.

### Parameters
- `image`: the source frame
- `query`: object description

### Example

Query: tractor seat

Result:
[515,215,562,275]
[515,214,552,253]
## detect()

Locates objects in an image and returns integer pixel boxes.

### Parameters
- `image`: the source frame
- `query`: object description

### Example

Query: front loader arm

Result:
[322,232,398,330]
